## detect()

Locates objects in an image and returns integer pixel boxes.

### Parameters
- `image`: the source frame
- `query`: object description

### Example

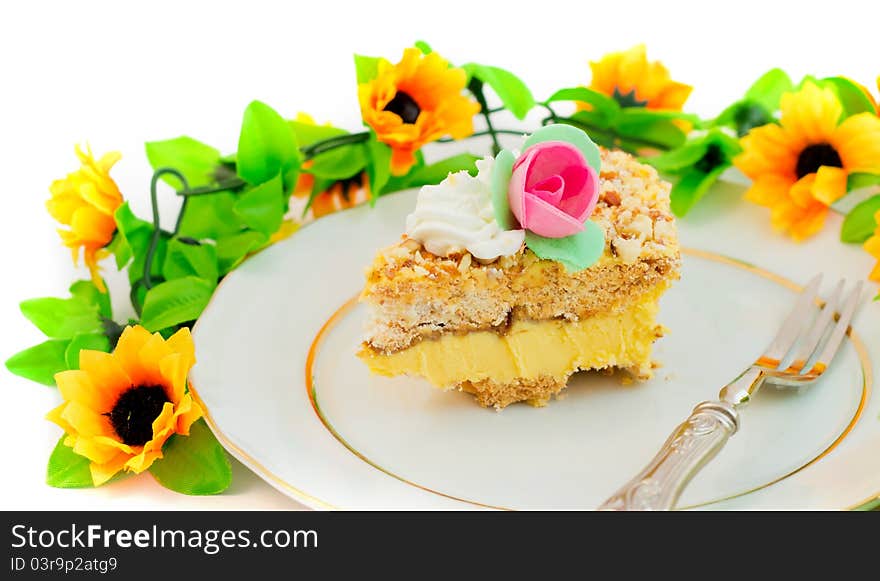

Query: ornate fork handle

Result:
[598,401,740,511]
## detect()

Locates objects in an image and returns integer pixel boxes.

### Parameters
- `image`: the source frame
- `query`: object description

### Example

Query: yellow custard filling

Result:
[359,286,667,388]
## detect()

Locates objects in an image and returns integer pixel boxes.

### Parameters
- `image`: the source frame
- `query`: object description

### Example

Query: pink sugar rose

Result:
[507,141,600,238]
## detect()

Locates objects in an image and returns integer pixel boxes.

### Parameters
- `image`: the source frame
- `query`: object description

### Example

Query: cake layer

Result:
[358,285,667,408]
[361,148,680,353]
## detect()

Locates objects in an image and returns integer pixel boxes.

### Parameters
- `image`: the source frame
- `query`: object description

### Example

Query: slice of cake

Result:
[357,125,680,408]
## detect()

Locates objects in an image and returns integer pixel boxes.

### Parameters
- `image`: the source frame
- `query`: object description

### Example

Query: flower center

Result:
[612,87,648,108]
[383,91,421,124]
[796,143,842,179]
[106,385,170,446]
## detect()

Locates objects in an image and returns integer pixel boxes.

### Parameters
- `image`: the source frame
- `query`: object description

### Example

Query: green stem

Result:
[300,132,370,160]
[468,78,501,156]
[557,116,673,152]
[436,129,525,143]
[143,168,189,291]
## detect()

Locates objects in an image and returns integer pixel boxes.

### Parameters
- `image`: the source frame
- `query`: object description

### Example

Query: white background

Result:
[0,0,876,510]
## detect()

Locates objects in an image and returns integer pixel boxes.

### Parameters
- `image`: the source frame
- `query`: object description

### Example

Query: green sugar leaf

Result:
[490,149,516,230]
[145,136,221,188]
[406,153,481,188]
[354,54,381,84]
[414,40,432,55]
[47,436,94,488]
[20,297,102,339]
[523,124,601,174]
[525,221,605,272]
[140,277,215,332]
[216,230,267,275]
[822,76,876,118]
[149,420,231,495]
[670,165,728,217]
[365,134,392,200]
[546,87,620,126]
[233,174,285,236]
[64,332,111,370]
[162,238,219,283]
[744,68,793,112]
[6,340,71,386]
[840,194,880,243]
[463,63,535,120]
[237,100,301,187]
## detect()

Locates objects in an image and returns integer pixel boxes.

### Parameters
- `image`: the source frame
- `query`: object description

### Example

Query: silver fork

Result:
[598,274,865,511]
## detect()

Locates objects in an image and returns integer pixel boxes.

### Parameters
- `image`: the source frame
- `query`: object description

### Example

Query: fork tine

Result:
[790,278,845,372]
[762,274,823,362]
[813,281,864,369]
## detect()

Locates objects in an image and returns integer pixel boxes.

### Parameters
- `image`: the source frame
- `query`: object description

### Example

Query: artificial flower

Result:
[358,48,480,175]
[508,141,599,238]
[584,44,692,111]
[864,209,880,282]
[46,145,124,291]
[47,326,203,486]
[734,82,880,241]
[293,172,370,221]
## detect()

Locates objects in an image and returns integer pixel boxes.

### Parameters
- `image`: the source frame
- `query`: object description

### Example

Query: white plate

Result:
[190,185,880,510]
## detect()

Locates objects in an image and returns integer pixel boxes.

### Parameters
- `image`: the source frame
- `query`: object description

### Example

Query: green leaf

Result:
[848,172,880,192]
[744,68,793,112]
[712,101,775,136]
[365,134,392,200]
[840,194,880,243]
[145,136,221,188]
[47,436,94,488]
[64,333,111,370]
[565,111,618,141]
[670,165,728,217]
[643,139,710,173]
[309,144,367,180]
[414,40,432,55]
[406,153,481,188]
[20,297,102,339]
[546,87,620,126]
[525,221,606,272]
[69,280,111,318]
[237,100,301,187]
[354,54,381,84]
[216,230,267,274]
[288,121,347,146]
[463,63,535,120]
[823,76,876,118]
[615,110,690,150]
[140,277,215,332]
[114,202,168,284]
[5,340,70,386]
[162,238,219,284]
[233,174,284,236]
[149,419,231,495]
[175,192,246,239]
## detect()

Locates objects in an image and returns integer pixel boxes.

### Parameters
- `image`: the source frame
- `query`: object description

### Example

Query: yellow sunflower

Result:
[585,44,692,111]
[358,48,480,175]
[47,326,203,486]
[47,145,124,291]
[865,209,880,282]
[735,82,880,241]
